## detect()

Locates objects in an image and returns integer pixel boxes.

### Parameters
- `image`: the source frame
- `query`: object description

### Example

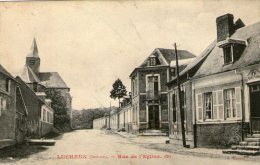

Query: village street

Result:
[1,129,258,165]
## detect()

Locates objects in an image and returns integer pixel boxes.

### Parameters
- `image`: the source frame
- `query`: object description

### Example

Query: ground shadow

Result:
[0,144,48,163]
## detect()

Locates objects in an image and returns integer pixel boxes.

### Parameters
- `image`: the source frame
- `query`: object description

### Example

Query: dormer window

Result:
[223,45,232,64]
[218,38,246,65]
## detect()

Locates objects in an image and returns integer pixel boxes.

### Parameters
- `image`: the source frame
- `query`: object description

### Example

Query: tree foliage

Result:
[72,107,116,129]
[110,79,127,105]
[45,89,70,130]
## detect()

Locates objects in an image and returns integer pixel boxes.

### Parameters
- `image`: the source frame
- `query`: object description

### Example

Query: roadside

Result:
[107,129,260,162]
[0,132,63,163]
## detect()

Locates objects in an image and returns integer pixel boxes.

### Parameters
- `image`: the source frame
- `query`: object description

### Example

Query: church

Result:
[19,38,72,129]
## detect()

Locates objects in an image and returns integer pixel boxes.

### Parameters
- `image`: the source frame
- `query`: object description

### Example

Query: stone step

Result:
[239,141,260,146]
[223,149,260,156]
[27,139,56,146]
[138,132,167,136]
[247,134,260,138]
[142,130,163,133]
[231,145,260,151]
[244,138,260,142]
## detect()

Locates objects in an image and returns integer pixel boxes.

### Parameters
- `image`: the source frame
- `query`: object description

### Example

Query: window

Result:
[150,58,156,66]
[29,59,35,65]
[43,109,46,121]
[0,97,7,116]
[204,92,213,119]
[223,46,232,64]
[132,78,137,96]
[5,79,11,92]
[147,75,159,100]
[224,88,236,118]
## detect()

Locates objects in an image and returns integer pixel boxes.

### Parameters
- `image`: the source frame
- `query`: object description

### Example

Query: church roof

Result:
[27,38,39,58]
[39,72,69,89]
[19,64,41,83]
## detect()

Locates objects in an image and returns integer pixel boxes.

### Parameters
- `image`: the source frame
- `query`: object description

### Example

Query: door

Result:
[250,84,260,133]
[172,93,178,134]
[148,105,159,129]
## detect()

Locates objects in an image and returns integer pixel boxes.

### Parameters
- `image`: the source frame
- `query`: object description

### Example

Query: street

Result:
[2,130,259,165]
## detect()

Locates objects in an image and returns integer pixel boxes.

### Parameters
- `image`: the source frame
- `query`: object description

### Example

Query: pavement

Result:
[0,129,259,165]
[111,129,260,162]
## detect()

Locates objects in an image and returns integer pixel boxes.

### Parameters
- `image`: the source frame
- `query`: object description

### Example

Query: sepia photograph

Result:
[0,0,260,164]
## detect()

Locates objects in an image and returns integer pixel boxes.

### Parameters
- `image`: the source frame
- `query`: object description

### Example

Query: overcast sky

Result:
[0,0,259,110]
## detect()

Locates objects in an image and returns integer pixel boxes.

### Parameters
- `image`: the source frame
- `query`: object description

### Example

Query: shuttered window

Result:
[196,93,203,121]
[197,87,241,123]
[204,92,213,120]
[224,88,241,119]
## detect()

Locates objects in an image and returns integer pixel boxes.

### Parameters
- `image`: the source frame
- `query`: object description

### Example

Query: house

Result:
[16,76,54,138]
[167,13,260,150]
[19,38,72,129]
[129,48,195,134]
[0,64,27,148]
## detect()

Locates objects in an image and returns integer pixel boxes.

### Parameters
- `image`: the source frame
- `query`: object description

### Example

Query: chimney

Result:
[216,13,235,42]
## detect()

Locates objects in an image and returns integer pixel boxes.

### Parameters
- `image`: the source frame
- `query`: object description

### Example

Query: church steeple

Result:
[26,38,40,76]
[27,38,39,57]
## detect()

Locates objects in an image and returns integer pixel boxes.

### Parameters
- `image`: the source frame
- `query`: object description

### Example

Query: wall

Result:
[196,123,242,148]
[0,74,16,147]
[193,71,243,147]
[168,81,194,147]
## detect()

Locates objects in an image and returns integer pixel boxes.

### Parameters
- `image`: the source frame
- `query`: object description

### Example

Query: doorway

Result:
[148,105,159,129]
[250,83,260,133]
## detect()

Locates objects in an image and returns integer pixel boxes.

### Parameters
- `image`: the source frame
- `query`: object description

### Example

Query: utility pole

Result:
[174,43,187,147]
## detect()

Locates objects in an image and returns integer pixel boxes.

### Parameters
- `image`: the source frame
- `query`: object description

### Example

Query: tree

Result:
[110,79,127,107]
[45,89,71,131]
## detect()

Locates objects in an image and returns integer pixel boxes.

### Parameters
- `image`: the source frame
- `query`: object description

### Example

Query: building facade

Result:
[16,76,54,138]
[167,13,260,148]
[0,65,27,148]
[130,48,195,134]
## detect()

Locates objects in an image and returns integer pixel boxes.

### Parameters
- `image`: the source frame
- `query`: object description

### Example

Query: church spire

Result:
[26,38,41,76]
[27,38,39,57]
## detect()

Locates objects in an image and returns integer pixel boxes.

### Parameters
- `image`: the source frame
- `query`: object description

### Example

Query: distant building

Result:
[129,48,195,134]
[19,38,72,128]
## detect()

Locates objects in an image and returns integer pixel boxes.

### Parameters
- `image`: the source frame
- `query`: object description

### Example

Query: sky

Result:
[0,0,259,110]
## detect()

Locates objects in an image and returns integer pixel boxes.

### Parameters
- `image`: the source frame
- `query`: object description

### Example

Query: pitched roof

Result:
[27,38,39,58]
[157,48,196,64]
[39,72,69,88]
[131,48,196,77]
[167,40,216,85]
[15,76,53,110]
[0,64,15,80]
[19,64,41,83]
[193,22,260,78]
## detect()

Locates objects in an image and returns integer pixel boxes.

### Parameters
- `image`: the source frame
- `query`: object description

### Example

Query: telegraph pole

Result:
[174,43,187,147]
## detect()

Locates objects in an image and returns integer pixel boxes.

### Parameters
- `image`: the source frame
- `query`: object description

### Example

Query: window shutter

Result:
[213,91,218,120]
[2,99,6,111]
[235,87,242,119]
[196,93,203,121]
[217,90,224,120]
